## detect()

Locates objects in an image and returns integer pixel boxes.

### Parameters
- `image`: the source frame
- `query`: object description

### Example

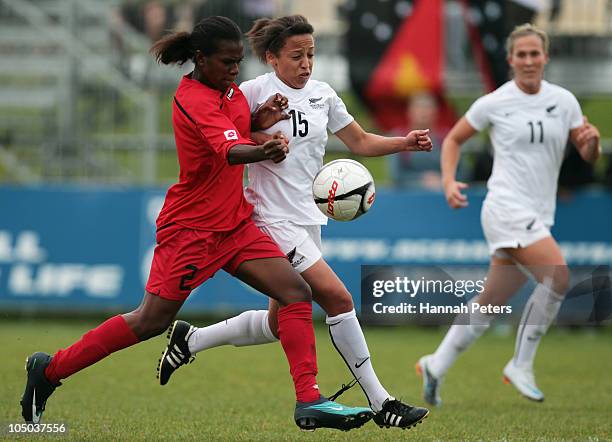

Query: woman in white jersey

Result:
[416,24,601,405]
[157,15,433,429]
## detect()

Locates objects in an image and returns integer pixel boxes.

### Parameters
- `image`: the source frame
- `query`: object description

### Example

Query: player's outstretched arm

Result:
[570,116,601,164]
[228,138,289,165]
[441,116,477,209]
[335,121,432,157]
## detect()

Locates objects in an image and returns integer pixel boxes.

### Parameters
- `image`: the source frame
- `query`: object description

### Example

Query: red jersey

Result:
[156,74,255,231]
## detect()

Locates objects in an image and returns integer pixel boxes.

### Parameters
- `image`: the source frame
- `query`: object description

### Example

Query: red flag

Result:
[363,0,454,132]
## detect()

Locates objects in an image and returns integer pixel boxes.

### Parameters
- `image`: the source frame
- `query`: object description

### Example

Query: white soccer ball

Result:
[312,159,376,221]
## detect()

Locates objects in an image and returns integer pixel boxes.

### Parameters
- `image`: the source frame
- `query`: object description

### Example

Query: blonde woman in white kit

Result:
[416,23,601,405]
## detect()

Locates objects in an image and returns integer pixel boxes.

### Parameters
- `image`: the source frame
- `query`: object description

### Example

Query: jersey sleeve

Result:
[327,89,354,133]
[238,79,260,113]
[465,95,492,132]
[564,91,584,130]
[183,101,254,158]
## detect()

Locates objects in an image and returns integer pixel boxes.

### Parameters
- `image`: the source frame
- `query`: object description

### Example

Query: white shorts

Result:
[481,202,551,257]
[258,221,322,273]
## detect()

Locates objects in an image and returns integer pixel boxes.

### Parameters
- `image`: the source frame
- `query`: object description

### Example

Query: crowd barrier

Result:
[1,186,611,322]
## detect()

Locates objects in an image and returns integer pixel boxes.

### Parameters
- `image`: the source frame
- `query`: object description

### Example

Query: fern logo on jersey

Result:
[309,97,325,109]
[223,130,238,141]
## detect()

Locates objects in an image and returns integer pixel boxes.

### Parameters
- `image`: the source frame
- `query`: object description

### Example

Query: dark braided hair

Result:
[150,16,242,65]
[246,15,314,64]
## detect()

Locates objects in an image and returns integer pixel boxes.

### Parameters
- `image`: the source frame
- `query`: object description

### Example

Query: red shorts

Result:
[145,219,286,301]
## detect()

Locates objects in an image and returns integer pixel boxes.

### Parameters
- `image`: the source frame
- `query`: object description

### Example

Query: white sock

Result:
[513,283,563,368]
[327,309,391,412]
[429,298,493,378]
[187,310,277,354]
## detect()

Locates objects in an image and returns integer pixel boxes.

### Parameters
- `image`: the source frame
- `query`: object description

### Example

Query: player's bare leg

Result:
[165,255,427,429]
[502,236,568,401]
[159,257,373,431]
[302,258,429,429]
[22,292,182,422]
[417,255,527,406]
[233,257,375,431]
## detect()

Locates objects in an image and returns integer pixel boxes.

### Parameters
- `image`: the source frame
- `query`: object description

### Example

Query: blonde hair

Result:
[505,23,549,55]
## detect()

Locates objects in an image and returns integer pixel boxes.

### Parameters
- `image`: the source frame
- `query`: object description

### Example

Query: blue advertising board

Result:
[1,186,611,315]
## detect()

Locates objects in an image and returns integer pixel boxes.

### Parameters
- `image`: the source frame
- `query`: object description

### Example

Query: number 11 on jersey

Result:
[527,120,544,143]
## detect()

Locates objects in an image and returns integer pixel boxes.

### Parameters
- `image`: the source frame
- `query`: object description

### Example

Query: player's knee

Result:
[267,313,279,339]
[539,265,569,295]
[334,295,354,315]
[477,291,506,307]
[279,277,312,305]
[127,311,172,341]
[292,277,313,303]
[323,287,354,316]
[553,266,570,294]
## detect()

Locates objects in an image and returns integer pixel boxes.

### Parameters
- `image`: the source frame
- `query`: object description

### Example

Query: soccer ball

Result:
[312,159,376,221]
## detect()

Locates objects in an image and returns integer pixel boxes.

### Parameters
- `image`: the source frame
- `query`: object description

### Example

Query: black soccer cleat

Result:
[373,399,429,429]
[21,352,60,423]
[157,320,197,386]
[294,396,374,432]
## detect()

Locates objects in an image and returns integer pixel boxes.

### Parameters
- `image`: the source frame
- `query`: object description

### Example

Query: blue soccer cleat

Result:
[294,396,373,431]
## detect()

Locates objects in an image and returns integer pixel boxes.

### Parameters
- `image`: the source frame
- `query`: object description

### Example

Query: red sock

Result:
[277,302,319,403]
[44,315,139,384]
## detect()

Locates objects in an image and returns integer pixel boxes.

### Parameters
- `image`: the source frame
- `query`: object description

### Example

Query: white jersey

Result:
[466,80,583,226]
[239,72,354,226]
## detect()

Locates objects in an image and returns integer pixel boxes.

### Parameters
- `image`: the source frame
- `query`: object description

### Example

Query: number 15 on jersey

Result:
[288,109,309,137]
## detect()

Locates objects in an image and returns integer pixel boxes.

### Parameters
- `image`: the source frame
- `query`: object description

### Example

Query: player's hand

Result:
[250,131,272,145]
[271,131,289,155]
[575,116,600,148]
[252,93,290,131]
[405,129,433,152]
[262,138,288,163]
[444,180,469,209]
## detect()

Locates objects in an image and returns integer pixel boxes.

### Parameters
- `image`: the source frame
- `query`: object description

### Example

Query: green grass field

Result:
[1,319,611,441]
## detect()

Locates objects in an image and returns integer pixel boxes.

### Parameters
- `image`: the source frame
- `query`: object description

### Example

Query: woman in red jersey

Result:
[20,16,372,432]
[157,15,431,431]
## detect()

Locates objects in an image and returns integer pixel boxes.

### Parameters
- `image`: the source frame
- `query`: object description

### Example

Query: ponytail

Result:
[150,32,194,65]
[150,16,243,66]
